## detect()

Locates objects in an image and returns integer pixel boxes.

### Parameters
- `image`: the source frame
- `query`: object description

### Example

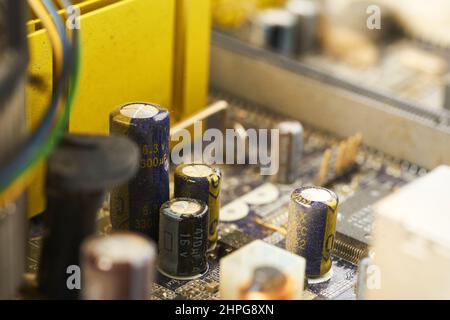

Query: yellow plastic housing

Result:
[26,0,177,217]
[172,0,211,122]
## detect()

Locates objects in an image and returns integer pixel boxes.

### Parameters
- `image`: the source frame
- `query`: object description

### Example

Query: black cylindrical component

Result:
[158,198,209,280]
[249,9,299,56]
[444,75,450,111]
[285,0,320,55]
[38,134,139,299]
[286,186,338,278]
[110,103,170,243]
[174,164,221,250]
[81,232,156,300]
[273,121,303,184]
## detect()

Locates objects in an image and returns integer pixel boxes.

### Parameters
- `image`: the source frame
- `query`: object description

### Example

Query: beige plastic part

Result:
[368,165,450,299]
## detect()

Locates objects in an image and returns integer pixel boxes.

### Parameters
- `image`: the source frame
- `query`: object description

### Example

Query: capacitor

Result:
[81,232,156,300]
[272,121,303,184]
[443,74,450,111]
[110,102,170,243]
[174,164,221,250]
[249,9,299,56]
[285,0,320,55]
[158,198,209,280]
[38,134,139,299]
[286,186,338,278]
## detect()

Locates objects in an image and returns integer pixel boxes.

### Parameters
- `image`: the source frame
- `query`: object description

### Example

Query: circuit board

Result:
[26,97,425,300]
[301,40,449,112]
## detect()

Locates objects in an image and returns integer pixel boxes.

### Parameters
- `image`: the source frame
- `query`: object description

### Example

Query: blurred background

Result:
[212,0,450,113]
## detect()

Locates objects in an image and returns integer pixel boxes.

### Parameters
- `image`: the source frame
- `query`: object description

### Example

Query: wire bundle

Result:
[0,0,81,205]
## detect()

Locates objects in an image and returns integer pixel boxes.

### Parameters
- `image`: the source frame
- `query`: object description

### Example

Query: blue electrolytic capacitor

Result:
[286,186,339,278]
[110,102,170,243]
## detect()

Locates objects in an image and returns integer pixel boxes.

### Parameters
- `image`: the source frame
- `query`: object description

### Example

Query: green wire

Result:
[0,37,81,195]
[39,39,81,159]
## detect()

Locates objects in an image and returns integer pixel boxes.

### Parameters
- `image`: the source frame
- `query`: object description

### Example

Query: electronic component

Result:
[315,133,362,186]
[21,97,435,300]
[285,0,319,55]
[158,198,209,280]
[272,121,303,184]
[249,9,298,56]
[368,165,450,299]
[81,232,156,300]
[286,186,339,279]
[110,102,170,242]
[4,0,450,303]
[174,164,222,250]
[217,229,255,256]
[220,240,305,300]
[444,75,450,111]
[336,184,391,246]
[38,134,139,299]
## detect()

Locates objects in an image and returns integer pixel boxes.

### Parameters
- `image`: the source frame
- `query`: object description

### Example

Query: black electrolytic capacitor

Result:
[285,0,320,55]
[110,103,170,243]
[37,134,139,300]
[249,9,299,56]
[158,198,209,280]
[174,164,221,250]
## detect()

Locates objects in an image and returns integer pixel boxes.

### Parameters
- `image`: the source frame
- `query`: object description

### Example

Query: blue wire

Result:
[43,0,70,68]
[0,1,72,191]
[57,0,78,74]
